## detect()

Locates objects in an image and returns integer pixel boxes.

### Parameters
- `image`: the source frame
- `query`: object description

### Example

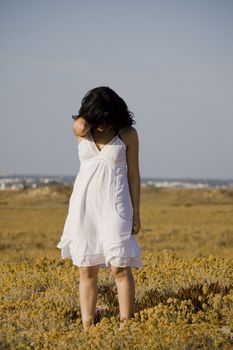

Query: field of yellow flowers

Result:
[0,185,233,349]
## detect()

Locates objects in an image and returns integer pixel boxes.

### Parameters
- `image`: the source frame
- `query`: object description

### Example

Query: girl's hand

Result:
[73,117,92,137]
[132,215,141,235]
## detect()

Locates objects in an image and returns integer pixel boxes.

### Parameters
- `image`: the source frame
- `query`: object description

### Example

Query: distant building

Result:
[0,178,26,190]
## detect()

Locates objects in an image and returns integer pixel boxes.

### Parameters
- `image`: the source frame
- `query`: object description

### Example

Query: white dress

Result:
[56,129,143,268]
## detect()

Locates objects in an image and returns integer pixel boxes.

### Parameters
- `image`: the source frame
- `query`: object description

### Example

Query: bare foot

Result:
[83,316,94,333]
[118,317,129,331]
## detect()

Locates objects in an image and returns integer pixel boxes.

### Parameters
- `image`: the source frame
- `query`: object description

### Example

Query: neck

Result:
[92,126,115,136]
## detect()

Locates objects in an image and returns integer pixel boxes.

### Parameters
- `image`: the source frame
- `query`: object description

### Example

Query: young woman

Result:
[56,86,143,332]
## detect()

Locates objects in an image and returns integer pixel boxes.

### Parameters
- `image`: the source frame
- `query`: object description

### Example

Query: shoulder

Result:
[118,126,139,147]
[119,126,137,135]
[72,121,90,144]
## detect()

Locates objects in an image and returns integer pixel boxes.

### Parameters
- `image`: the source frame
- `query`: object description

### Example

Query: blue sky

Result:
[1,0,233,178]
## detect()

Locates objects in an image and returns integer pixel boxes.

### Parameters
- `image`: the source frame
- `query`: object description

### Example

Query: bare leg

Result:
[110,265,135,329]
[79,265,99,332]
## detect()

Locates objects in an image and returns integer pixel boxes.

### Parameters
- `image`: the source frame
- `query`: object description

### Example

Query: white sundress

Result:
[56,129,143,268]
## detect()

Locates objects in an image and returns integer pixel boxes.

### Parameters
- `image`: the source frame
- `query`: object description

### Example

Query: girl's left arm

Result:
[126,127,141,234]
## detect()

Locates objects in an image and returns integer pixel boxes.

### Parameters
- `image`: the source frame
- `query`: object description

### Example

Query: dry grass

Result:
[0,185,233,349]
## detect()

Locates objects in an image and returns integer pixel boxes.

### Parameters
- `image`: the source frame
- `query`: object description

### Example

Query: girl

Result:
[56,86,143,332]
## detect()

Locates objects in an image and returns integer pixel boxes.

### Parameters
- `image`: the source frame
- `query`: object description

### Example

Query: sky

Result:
[1,0,233,179]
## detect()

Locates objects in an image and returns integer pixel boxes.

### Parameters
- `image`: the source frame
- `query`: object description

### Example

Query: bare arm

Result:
[125,127,141,234]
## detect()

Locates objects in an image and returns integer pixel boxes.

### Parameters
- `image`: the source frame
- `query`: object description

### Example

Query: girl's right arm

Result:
[72,117,92,137]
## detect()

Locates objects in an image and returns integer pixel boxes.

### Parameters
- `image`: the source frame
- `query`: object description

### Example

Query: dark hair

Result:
[72,86,136,129]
